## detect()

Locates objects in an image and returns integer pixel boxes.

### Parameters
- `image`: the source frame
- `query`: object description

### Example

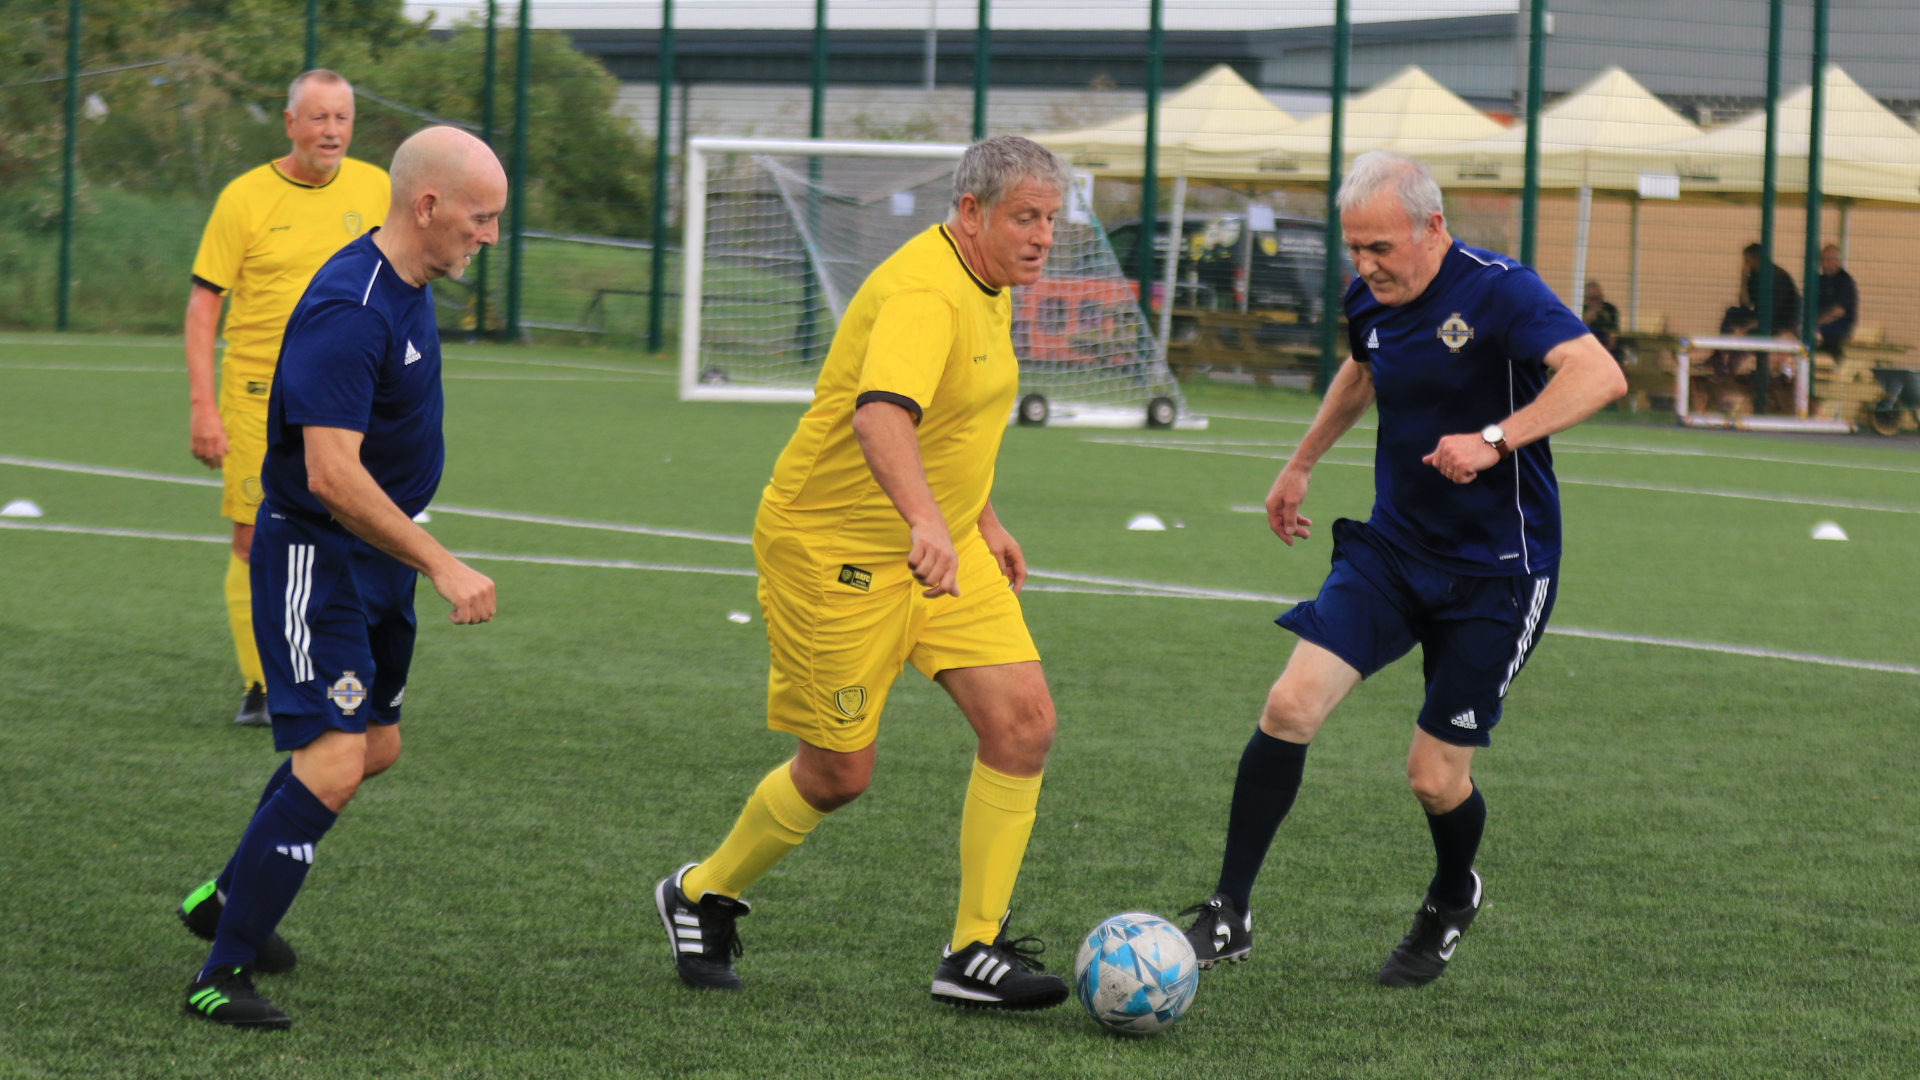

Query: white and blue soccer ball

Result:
[1072,912,1200,1036]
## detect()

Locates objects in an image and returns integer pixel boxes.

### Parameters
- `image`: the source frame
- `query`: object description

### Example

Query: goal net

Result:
[679,138,1203,428]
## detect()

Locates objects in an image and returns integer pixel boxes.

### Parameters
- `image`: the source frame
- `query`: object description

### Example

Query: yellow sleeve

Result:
[855,290,956,422]
[190,179,251,294]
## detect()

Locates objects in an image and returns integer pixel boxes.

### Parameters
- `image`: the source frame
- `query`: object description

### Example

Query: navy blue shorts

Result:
[250,507,419,753]
[1276,519,1556,747]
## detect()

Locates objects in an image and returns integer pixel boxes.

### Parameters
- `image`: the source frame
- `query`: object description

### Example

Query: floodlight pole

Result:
[647,0,675,354]
[504,0,530,343]
[1519,0,1545,268]
[57,0,80,331]
[1317,0,1351,393]
[1136,0,1163,327]
[1800,0,1829,355]
[304,0,318,70]
[475,0,497,338]
[971,0,990,139]
[1753,0,1784,412]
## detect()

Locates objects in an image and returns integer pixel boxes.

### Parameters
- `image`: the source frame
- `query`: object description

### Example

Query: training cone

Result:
[1811,521,1848,541]
[1,499,44,518]
[1127,513,1167,531]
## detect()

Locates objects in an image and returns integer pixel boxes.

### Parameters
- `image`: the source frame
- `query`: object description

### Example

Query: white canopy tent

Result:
[1035,64,1297,178]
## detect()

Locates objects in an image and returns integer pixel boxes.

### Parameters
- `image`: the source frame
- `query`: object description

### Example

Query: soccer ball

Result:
[1072,912,1200,1036]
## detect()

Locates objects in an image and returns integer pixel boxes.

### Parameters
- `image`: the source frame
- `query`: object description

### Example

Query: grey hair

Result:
[950,135,1074,215]
[287,69,353,113]
[1337,151,1445,238]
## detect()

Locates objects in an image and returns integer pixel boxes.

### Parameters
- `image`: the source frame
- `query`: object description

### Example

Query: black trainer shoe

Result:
[178,879,298,974]
[1378,870,1483,988]
[1180,892,1253,969]
[931,913,1069,1010]
[655,863,749,991]
[183,964,291,1029]
[234,684,270,727]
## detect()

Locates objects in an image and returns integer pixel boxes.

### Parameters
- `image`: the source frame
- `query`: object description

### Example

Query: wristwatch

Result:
[1480,424,1513,460]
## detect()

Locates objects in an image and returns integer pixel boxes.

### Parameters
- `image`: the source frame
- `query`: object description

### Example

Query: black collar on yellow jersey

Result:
[938,225,1002,298]
[270,159,343,190]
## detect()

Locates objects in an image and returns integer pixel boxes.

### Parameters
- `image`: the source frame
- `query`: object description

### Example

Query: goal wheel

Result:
[1869,407,1905,436]
[1146,396,1177,429]
[1018,394,1050,426]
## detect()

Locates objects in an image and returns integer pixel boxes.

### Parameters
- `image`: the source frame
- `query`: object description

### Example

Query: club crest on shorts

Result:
[838,565,872,591]
[344,211,364,236]
[328,671,367,715]
[833,686,868,720]
[1437,313,1475,353]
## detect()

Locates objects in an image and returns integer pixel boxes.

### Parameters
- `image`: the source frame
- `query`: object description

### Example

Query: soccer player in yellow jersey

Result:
[656,136,1075,1010]
[185,69,389,726]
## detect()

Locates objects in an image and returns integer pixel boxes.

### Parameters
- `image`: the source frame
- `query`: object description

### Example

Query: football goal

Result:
[678,137,1204,429]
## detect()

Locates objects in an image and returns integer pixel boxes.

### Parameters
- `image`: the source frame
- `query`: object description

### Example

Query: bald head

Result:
[377,127,509,286]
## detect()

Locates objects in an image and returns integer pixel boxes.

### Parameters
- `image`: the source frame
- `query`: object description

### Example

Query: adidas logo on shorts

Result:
[1448,710,1477,730]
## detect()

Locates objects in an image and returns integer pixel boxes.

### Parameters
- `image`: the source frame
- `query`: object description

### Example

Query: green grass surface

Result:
[2,335,1917,1078]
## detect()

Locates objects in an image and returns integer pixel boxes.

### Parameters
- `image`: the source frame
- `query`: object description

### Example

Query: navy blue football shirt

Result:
[1344,241,1590,577]
[262,230,445,521]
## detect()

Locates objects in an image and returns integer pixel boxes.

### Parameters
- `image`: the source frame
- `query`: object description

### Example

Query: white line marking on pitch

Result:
[0,455,223,488]
[431,504,755,544]
[0,363,177,373]
[439,353,677,377]
[1087,441,1920,515]
[4,518,1913,678]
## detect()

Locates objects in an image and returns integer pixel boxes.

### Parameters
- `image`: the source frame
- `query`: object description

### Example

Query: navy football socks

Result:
[201,774,337,978]
[1425,784,1486,910]
[215,757,294,896]
[1215,728,1310,913]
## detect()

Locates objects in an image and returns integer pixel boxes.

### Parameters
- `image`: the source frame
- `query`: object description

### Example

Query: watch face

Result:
[1482,425,1503,443]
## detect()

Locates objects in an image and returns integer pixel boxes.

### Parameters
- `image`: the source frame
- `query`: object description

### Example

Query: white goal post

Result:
[678,136,1203,429]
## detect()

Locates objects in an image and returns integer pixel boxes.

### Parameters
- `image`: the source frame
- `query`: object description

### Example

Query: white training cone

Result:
[727,611,752,624]
[1811,521,1848,541]
[1127,513,1167,531]
[1,499,44,518]
[412,510,432,523]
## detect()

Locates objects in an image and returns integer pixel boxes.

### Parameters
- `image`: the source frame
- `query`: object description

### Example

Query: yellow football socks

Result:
[951,758,1044,952]
[225,553,265,689]
[682,760,828,901]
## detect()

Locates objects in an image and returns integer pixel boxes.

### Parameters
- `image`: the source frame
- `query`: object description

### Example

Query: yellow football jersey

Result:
[761,224,1020,562]
[191,157,390,386]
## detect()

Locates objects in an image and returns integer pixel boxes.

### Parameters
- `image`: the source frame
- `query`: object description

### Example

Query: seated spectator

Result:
[1582,280,1621,359]
[1724,242,1802,340]
[1817,244,1858,359]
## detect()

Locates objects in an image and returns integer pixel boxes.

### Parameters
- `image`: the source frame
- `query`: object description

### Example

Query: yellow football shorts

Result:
[219,371,273,525]
[755,516,1041,754]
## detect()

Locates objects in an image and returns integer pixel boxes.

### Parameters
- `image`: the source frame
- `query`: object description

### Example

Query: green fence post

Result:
[1753,0,1784,412]
[1317,0,1350,393]
[304,0,318,70]
[972,0,990,140]
[810,0,827,139]
[647,0,674,354]
[1800,0,1829,354]
[505,0,530,343]
[1519,0,1545,267]
[57,0,80,332]
[475,0,496,338]
[1135,0,1162,326]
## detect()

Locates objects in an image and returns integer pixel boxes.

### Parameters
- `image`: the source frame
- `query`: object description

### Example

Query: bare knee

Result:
[1406,761,1470,814]
[231,523,254,561]
[291,732,370,813]
[362,726,402,779]
[791,743,874,812]
[977,695,1055,777]
[1258,680,1326,743]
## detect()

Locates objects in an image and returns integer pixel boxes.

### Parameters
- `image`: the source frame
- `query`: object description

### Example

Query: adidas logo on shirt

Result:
[1367,328,1380,349]
[1449,710,1477,730]
[404,339,422,365]
[275,843,315,864]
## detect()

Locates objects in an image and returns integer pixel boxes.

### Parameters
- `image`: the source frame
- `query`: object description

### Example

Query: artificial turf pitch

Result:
[1,333,1915,1078]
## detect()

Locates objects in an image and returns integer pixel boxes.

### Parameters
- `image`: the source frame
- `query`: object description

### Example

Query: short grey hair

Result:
[1337,151,1445,238]
[950,135,1074,215]
[287,69,353,113]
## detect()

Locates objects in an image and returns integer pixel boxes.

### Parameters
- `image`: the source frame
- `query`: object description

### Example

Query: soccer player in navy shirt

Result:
[1182,153,1626,987]
[178,127,506,1029]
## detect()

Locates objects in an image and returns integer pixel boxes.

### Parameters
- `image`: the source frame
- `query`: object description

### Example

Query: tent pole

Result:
[1136,0,1162,324]
[1800,0,1828,354]
[1238,199,1253,314]
[1158,174,1186,359]
[1519,0,1546,268]
[1317,0,1350,393]
[1753,0,1784,413]
[1628,197,1641,333]
[1571,183,1591,303]
[1839,201,1851,263]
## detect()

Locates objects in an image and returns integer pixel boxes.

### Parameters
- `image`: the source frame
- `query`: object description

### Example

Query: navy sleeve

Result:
[277,299,388,432]
[1491,268,1590,368]
[1343,278,1371,361]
